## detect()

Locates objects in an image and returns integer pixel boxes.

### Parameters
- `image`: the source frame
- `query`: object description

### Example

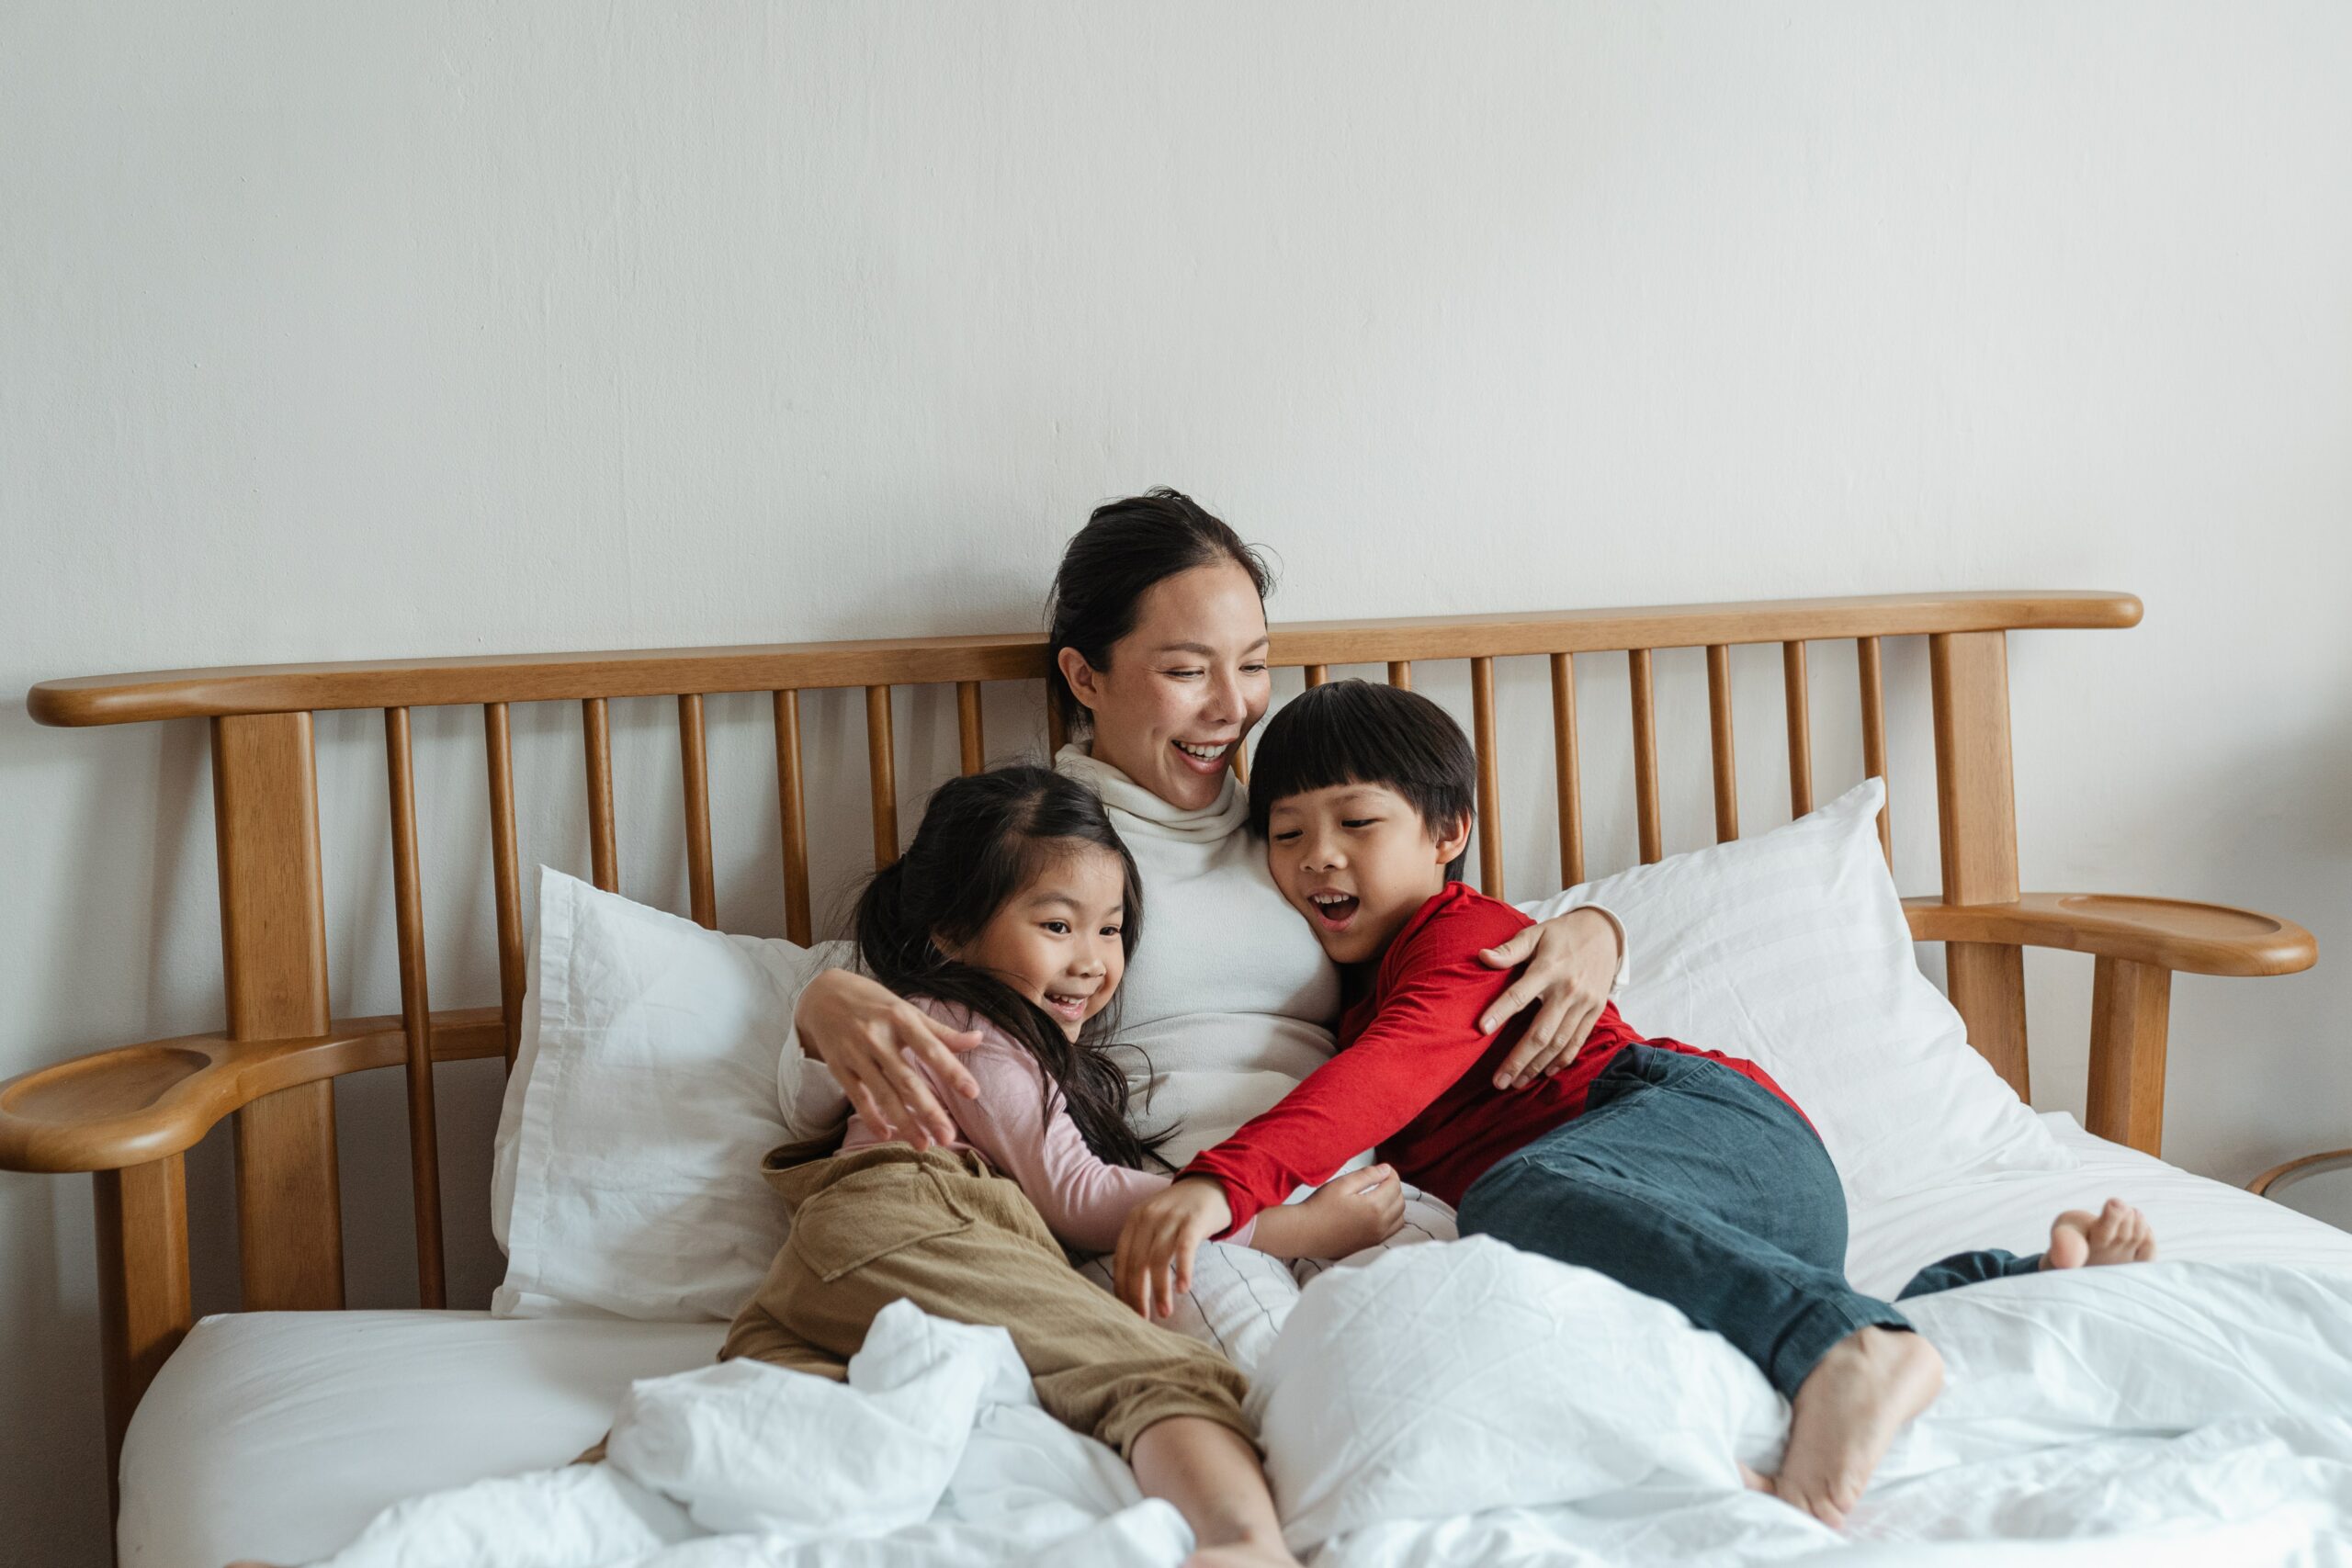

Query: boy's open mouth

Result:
[1306,890,1360,931]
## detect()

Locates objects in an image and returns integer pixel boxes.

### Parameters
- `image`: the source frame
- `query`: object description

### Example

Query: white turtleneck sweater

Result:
[1051,746,1344,1163]
[783,745,1623,1166]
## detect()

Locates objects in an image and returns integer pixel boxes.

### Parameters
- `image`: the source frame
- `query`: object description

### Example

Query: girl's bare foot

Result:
[1770,1325,1944,1529]
[2041,1199,2158,1269]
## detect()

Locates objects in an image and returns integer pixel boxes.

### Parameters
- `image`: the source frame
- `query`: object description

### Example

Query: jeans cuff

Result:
[1769,1296,1910,1399]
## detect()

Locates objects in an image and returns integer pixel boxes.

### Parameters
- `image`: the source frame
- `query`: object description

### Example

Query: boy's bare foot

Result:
[2041,1199,2158,1269]
[1770,1325,1944,1529]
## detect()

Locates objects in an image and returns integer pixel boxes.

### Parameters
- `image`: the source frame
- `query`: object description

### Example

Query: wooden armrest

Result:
[1902,893,2315,977]
[1,1010,501,1506]
[1905,892,2316,1159]
[0,1009,504,1174]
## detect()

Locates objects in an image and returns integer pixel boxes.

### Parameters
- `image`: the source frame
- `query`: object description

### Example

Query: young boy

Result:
[1111,679,2157,1529]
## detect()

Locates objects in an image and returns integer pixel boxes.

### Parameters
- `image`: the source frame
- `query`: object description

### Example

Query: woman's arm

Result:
[1476,904,1627,1089]
[793,968,986,1150]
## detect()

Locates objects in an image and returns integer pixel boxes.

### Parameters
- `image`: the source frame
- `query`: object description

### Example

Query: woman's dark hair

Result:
[1247,680,1478,883]
[853,764,1171,1168]
[1046,488,1273,737]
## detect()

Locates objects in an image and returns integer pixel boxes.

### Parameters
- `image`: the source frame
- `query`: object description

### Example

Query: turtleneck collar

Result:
[1055,743,1249,844]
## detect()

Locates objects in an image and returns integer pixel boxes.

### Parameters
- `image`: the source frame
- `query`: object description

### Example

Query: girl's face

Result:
[1059,561,1272,812]
[947,842,1128,1041]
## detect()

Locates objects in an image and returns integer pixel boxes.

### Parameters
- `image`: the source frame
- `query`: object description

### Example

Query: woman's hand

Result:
[1476,907,1623,1089]
[1114,1178,1234,1319]
[794,967,984,1149]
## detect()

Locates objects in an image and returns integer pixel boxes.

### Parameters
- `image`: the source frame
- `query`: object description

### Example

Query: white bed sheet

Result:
[119,1112,2352,1568]
[1849,1113,2352,1296]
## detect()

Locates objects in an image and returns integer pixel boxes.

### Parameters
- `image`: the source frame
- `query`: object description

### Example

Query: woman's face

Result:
[1063,561,1271,811]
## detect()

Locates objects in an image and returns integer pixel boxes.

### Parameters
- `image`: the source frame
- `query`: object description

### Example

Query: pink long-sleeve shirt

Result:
[838,997,1257,1254]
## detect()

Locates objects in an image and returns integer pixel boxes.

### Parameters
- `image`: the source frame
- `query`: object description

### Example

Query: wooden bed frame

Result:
[1,589,2319,1514]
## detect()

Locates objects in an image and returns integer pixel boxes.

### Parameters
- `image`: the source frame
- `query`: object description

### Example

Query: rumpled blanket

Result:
[310,1240,2352,1568]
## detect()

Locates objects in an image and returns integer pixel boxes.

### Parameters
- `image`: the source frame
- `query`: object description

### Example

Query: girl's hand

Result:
[1114,1178,1233,1320]
[795,967,984,1150]
[1476,907,1623,1089]
[1294,1163,1406,1257]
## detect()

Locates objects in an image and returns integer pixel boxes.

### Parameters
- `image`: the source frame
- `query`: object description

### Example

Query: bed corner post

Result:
[1928,631,2031,1102]
[92,1156,190,1526]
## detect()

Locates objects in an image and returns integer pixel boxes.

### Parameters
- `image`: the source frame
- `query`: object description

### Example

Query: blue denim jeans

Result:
[1455,1044,2039,1397]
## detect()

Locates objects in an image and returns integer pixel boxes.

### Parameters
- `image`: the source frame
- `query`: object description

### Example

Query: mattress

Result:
[119,1315,724,1568]
[117,1114,2352,1568]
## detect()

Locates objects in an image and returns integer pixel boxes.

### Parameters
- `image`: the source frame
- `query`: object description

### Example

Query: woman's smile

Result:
[1171,737,1239,773]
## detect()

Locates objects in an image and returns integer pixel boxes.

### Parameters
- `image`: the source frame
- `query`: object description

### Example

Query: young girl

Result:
[724,765,1400,1568]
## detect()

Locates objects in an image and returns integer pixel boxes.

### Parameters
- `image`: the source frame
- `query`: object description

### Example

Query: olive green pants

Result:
[721,1142,1256,1459]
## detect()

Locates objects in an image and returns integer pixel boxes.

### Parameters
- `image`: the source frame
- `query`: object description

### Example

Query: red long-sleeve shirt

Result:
[1182,882,1810,1231]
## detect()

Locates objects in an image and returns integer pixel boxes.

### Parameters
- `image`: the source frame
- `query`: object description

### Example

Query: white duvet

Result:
[308,1240,2352,1568]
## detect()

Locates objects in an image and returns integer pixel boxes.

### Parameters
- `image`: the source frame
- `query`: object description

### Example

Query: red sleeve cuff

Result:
[1177,1156,1267,1238]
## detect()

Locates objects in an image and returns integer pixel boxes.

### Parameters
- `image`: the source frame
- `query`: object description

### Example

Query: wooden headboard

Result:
[2,589,2317,1500]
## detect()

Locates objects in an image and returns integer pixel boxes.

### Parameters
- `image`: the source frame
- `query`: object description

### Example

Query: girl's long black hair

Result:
[853,764,1173,1170]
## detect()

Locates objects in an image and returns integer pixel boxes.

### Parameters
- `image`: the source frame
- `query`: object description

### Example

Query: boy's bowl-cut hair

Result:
[1246,679,1477,882]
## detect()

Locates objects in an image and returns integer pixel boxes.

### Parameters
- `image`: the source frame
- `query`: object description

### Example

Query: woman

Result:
[788,487,1625,1184]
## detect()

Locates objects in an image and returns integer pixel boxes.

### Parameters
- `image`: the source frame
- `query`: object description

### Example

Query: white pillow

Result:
[492,866,851,1320]
[1520,778,2072,1203]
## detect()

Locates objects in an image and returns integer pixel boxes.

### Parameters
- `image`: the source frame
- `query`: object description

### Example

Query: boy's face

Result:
[1264,782,1471,965]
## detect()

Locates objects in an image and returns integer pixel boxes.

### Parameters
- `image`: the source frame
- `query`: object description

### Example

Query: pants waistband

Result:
[761,1138,997,1208]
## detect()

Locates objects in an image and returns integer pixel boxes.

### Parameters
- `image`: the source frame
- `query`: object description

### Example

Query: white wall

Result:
[5,2,2350,1561]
